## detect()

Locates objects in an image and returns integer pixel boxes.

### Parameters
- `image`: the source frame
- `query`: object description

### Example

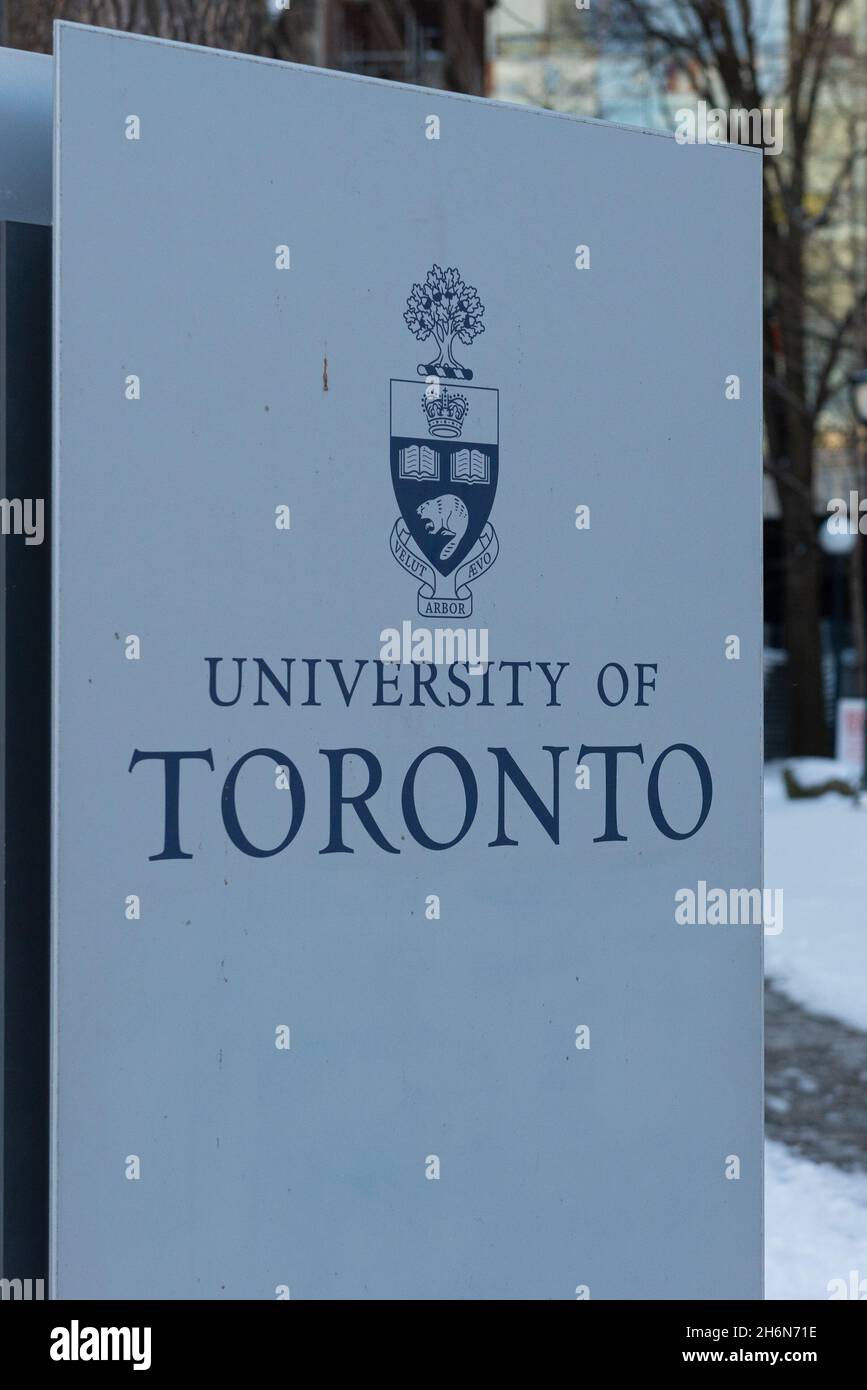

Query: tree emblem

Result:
[404,265,485,380]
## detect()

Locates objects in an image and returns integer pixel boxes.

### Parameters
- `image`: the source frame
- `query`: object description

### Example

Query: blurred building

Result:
[2,1,492,95]
[487,0,694,123]
[320,0,491,93]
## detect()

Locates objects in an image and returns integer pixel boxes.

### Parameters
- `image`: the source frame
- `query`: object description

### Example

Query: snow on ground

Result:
[764,761,867,1297]
[764,761,867,1033]
[766,1141,867,1300]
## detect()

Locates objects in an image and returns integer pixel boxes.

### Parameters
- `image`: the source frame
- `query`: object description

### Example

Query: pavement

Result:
[765,981,867,1173]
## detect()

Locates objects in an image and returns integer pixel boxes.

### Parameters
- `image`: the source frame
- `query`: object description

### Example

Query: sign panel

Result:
[53,22,762,1299]
[0,47,53,226]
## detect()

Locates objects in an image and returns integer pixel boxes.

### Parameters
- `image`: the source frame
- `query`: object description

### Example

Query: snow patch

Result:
[765,762,867,1031]
[766,1142,867,1299]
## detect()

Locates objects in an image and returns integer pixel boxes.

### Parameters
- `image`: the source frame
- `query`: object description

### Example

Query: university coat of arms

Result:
[389,265,499,618]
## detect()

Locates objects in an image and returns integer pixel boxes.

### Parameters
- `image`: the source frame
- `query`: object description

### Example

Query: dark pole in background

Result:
[818,515,856,755]
[850,370,867,788]
[0,39,54,1290]
[0,222,52,1288]
[832,554,845,714]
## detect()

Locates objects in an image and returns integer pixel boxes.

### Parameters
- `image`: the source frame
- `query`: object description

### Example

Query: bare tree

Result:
[605,0,867,755]
[6,0,318,63]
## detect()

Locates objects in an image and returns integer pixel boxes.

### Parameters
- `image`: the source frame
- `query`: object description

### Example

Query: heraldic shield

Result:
[389,378,499,618]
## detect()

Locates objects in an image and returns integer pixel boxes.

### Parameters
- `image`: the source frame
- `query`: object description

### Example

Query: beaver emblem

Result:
[417,494,469,563]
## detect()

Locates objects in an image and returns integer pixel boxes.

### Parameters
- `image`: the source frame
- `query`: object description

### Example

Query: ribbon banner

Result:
[390,518,498,618]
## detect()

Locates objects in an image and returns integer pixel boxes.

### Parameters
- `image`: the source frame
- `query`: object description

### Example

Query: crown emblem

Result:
[422,386,469,438]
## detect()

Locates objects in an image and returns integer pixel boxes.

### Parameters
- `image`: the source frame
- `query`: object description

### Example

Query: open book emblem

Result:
[399,444,439,481]
[452,448,489,485]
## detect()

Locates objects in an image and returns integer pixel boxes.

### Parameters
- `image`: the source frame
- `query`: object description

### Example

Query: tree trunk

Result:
[777,482,828,754]
[848,529,865,700]
[764,183,828,756]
